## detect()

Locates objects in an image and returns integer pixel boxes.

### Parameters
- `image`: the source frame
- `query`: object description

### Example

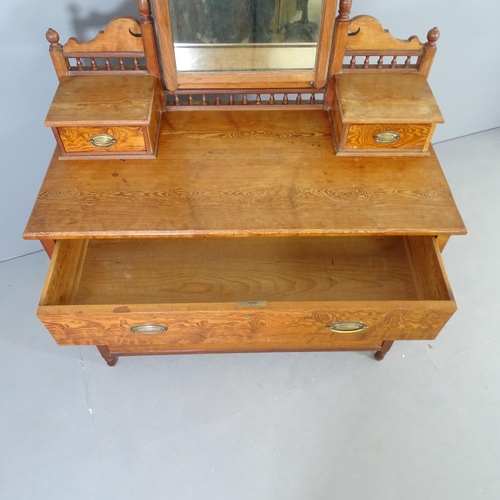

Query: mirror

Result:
[166,0,324,72]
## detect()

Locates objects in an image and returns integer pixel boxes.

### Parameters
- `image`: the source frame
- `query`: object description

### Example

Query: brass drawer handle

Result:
[89,133,116,149]
[374,131,400,145]
[130,324,168,334]
[327,321,368,333]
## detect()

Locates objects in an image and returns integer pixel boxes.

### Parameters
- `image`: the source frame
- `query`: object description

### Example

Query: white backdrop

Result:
[1,0,498,261]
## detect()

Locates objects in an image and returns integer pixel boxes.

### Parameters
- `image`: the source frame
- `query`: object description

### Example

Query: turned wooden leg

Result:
[97,345,118,367]
[374,341,394,361]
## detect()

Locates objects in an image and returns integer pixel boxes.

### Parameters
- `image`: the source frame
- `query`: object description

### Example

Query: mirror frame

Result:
[152,0,338,91]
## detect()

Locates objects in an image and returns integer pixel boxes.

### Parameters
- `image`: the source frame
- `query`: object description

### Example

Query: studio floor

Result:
[1,128,499,500]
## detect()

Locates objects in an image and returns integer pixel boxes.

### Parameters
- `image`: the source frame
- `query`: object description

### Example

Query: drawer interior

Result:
[41,236,452,307]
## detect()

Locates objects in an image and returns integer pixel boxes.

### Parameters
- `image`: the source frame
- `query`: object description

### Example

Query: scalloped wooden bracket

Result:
[64,17,145,55]
[346,16,424,52]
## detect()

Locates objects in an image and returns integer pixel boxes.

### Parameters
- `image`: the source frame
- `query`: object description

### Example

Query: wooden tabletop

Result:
[335,74,444,124]
[44,75,157,127]
[24,109,466,240]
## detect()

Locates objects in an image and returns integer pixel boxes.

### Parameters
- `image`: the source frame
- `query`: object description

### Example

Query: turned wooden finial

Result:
[46,27,69,80]
[46,28,59,43]
[137,0,153,23]
[46,28,61,47]
[426,27,440,46]
[338,0,352,22]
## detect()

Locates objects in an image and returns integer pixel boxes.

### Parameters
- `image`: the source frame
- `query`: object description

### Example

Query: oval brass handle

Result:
[130,324,168,334]
[327,321,368,333]
[374,131,400,145]
[89,133,116,149]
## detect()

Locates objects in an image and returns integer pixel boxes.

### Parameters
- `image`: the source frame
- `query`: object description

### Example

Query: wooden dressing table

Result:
[24,0,466,365]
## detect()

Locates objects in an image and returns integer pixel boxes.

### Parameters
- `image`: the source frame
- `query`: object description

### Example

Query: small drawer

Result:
[37,236,456,354]
[58,126,147,154]
[331,73,443,156]
[45,75,161,160]
[344,123,435,153]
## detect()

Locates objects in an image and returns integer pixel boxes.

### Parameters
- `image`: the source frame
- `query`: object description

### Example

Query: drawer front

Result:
[345,124,433,152]
[58,126,146,154]
[38,302,455,351]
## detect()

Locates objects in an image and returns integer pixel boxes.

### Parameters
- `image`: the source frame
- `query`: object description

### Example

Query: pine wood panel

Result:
[58,126,147,153]
[73,237,419,305]
[346,16,424,53]
[335,73,443,124]
[24,110,466,239]
[345,124,432,151]
[45,76,157,126]
[38,303,456,348]
[63,18,145,54]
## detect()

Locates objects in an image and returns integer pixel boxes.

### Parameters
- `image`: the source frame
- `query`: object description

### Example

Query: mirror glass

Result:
[167,0,324,72]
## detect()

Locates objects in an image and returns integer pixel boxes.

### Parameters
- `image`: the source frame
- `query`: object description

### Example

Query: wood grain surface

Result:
[335,73,443,124]
[64,17,145,55]
[345,124,432,151]
[45,75,157,126]
[73,236,420,305]
[24,110,466,239]
[38,303,456,348]
[346,16,424,53]
[59,126,146,153]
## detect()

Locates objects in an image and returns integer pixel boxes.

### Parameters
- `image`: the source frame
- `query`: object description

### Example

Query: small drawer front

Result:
[345,124,433,152]
[58,126,147,154]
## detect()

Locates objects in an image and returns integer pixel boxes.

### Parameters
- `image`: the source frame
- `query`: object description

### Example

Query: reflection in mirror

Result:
[167,0,324,72]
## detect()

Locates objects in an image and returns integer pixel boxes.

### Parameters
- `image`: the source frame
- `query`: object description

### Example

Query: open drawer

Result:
[38,236,456,354]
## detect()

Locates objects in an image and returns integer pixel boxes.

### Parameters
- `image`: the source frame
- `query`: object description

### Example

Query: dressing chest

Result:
[24,0,466,365]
